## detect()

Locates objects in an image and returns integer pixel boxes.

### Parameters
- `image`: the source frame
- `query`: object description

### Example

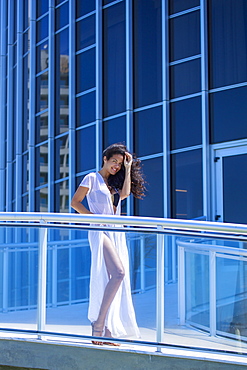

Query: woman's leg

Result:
[92,234,125,337]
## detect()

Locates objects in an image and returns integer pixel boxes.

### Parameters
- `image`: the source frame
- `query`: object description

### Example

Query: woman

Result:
[71,143,145,345]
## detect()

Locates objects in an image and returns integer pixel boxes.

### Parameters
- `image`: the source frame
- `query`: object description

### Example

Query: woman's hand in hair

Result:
[124,152,132,169]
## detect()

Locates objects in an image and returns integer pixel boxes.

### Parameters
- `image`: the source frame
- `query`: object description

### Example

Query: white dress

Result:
[80,172,140,338]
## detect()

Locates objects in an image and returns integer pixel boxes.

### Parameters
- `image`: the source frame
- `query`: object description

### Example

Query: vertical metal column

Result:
[48,0,55,212]
[37,222,48,334]
[209,250,216,336]
[68,0,76,206]
[140,236,145,292]
[0,0,7,212]
[96,0,103,171]
[126,0,133,216]
[156,230,165,350]
[178,245,185,325]
[201,0,210,220]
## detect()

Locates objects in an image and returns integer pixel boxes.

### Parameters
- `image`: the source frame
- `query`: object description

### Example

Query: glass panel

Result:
[185,251,209,327]
[171,149,203,219]
[169,11,200,62]
[133,0,162,108]
[36,41,49,73]
[103,116,126,148]
[76,91,96,127]
[223,154,247,224]
[23,0,29,30]
[170,59,201,99]
[55,179,69,213]
[216,257,247,336]
[36,73,48,113]
[23,31,30,55]
[208,0,247,89]
[37,0,48,18]
[35,187,48,212]
[76,48,96,93]
[55,0,65,5]
[55,2,69,31]
[134,106,162,157]
[76,0,95,18]
[210,86,247,144]
[103,1,126,117]
[170,96,202,150]
[134,156,163,217]
[55,29,69,135]
[169,0,199,14]
[76,125,96,173]
[36,15,48,43]
[36,113,48,144]
[35,143,48,187]
[76,15,95,51]
[55,135,69,181]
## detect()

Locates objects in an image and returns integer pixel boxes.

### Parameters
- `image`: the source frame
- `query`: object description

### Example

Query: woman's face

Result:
[103,154,124,175]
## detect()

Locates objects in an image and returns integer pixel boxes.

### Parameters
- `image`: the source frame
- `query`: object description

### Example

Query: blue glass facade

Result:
[0,0,247,221]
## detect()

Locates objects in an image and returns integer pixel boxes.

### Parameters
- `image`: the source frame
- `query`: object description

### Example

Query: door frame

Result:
[211,139,247,222]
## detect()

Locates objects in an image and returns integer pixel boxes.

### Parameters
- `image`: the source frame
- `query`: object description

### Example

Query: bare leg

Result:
[92,234,125,342]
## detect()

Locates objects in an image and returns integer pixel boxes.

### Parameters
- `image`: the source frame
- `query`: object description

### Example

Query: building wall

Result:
[0,0,247,221]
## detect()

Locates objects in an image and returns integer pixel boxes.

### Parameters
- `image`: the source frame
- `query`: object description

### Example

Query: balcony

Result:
[0,212,247,369]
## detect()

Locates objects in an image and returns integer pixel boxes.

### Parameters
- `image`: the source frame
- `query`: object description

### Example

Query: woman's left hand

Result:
[124,152,132,169]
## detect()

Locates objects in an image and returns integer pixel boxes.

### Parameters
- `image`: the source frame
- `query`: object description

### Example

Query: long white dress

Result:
[80,172,140,338]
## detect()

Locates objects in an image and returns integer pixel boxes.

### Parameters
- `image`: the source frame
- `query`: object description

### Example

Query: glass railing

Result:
[0,212,247,354]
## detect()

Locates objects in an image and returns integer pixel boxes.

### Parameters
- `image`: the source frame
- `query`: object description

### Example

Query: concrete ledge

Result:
[0,338,246,370]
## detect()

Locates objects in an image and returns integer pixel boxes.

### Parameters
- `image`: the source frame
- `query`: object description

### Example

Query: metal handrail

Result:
[0,212,247,236]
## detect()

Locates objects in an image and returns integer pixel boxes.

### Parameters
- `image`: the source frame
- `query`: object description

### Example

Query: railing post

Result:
[209,250,216,336]
[156,229,164,351]
[140,236,145,292]
[37,222,48,336]
[178,245,185,325]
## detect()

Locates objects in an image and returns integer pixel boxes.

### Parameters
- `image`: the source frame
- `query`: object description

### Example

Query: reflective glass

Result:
[223,154,247,224]
[76,15,95,51]
[134,156,163,217]
[169,11,200,62]
[185,252,209,327]
[36,42,49,73]
[134,106,162,157]
[56,0,65,5]
[208,0,247,88]
[36,15,48,43]
[23,31,30,55]
[35,143,48,187]
[169,0,199,14]
[55,180,69,213]
[22,194,29,211]
[36,73,48,113]
[55,29,69,135]
[103,1,126,117]
[37,0,48,18]
[216,257,247,335]
[55,135,69,181]
[170,97,202,150]
[170,59,201,98]
[76,125,96,173]
[103,116,126,148]
[209,86,247,144]
[76,91,96,127]
[35,187,48,212]
[36,113,48,144]
[133,0,162,108]
[171,149,203,219]
[76,0,95,18]
[55,2,69,31]
[23,0,29,30]
[76,48,96,93]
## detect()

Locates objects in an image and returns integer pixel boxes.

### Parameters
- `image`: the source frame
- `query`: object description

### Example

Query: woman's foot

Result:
[103,327,120,347]
[91,322,104,345]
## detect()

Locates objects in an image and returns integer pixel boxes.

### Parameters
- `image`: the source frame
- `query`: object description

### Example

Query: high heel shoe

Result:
[91,322,104,345]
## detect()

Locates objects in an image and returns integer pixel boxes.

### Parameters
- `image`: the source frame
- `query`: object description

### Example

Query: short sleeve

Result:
[79,173,94,193]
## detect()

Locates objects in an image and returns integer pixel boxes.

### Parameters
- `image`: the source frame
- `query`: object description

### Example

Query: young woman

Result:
[71,143,145,345]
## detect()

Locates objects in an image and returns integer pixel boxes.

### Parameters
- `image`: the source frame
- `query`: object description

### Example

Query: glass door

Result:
[214,146,247,224]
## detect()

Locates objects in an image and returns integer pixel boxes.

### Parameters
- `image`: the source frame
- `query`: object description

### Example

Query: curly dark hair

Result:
[102,143,146,199]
